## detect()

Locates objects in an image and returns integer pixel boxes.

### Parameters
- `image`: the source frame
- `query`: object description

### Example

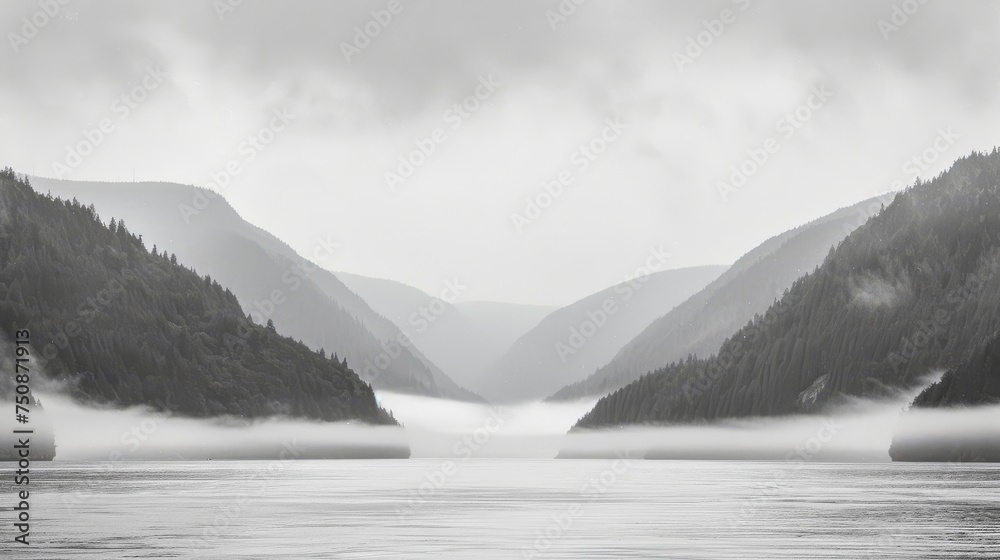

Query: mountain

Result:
[551,195,887,401]
[452,300,557,356]
[480,265,727,403]
[0,169,399,435]
[30,176,476,401]
[576,149,1000,432]
[889,331,1000,462]
[335,271,554,394]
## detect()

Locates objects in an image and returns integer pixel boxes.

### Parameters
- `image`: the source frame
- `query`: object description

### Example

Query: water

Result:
[1,460,998,558]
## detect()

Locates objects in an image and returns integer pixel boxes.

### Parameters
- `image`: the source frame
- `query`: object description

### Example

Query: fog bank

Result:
[15,387,998,462]
[377,389,1000,461]
[35,393,409,460]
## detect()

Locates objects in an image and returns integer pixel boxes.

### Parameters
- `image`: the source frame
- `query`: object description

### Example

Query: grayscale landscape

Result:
[1,0,999,558]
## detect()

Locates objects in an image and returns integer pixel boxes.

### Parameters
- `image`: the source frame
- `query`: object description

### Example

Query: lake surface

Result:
[1,460,998,558]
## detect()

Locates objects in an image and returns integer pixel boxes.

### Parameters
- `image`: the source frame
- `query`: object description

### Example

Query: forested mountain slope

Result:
[31,176,475,401]
[551,196,885,401]
[576,149,1000,429]
[0,168,397,426]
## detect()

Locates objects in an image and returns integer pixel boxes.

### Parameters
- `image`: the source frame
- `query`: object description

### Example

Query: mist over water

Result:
[378,385,1000,461]
[31,393,409,460]
[375,391,600,458]
[560,405,1000,461]
[11,377,997,462]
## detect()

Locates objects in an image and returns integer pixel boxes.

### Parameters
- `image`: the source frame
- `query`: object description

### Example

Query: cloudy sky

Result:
[2,0,999,305]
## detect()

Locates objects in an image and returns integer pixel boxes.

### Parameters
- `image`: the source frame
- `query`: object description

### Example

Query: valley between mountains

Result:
[3,148,1000,461]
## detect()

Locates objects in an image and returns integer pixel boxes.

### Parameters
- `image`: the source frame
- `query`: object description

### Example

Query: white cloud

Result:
[2,0,999,304]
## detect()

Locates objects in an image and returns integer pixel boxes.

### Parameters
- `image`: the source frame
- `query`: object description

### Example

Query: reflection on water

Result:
[0,460,998,559]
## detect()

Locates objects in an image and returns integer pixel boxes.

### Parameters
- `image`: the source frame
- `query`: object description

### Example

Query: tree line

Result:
[577,149,1000,429]
[0,168,396,425]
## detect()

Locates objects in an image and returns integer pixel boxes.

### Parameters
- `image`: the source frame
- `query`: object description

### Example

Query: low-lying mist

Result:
[378,387,1000,462]
[13,392,410,460]
[375,391,600,458]
[5,384,996,462]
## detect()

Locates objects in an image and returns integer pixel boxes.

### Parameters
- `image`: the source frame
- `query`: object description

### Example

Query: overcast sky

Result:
[2,0,999,306]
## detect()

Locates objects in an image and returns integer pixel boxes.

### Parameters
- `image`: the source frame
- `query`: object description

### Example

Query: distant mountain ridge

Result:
[480,265,727,403]
[335,271,554,395]
[31,176,477,401]
[551,194,888,402]
[576,149,1000,432]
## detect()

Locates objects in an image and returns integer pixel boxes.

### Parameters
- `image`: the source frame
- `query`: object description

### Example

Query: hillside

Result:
[0,168,399,430]
[336,271,554,394]
[551,195,886,401]
[889,331,1000,462]
[480,265,727,403]
[31,177,475,401]
[576,149,1000,430]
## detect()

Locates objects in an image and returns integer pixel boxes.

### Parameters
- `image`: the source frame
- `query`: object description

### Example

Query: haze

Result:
[14,383,996,462]
[3,0,1000,305]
